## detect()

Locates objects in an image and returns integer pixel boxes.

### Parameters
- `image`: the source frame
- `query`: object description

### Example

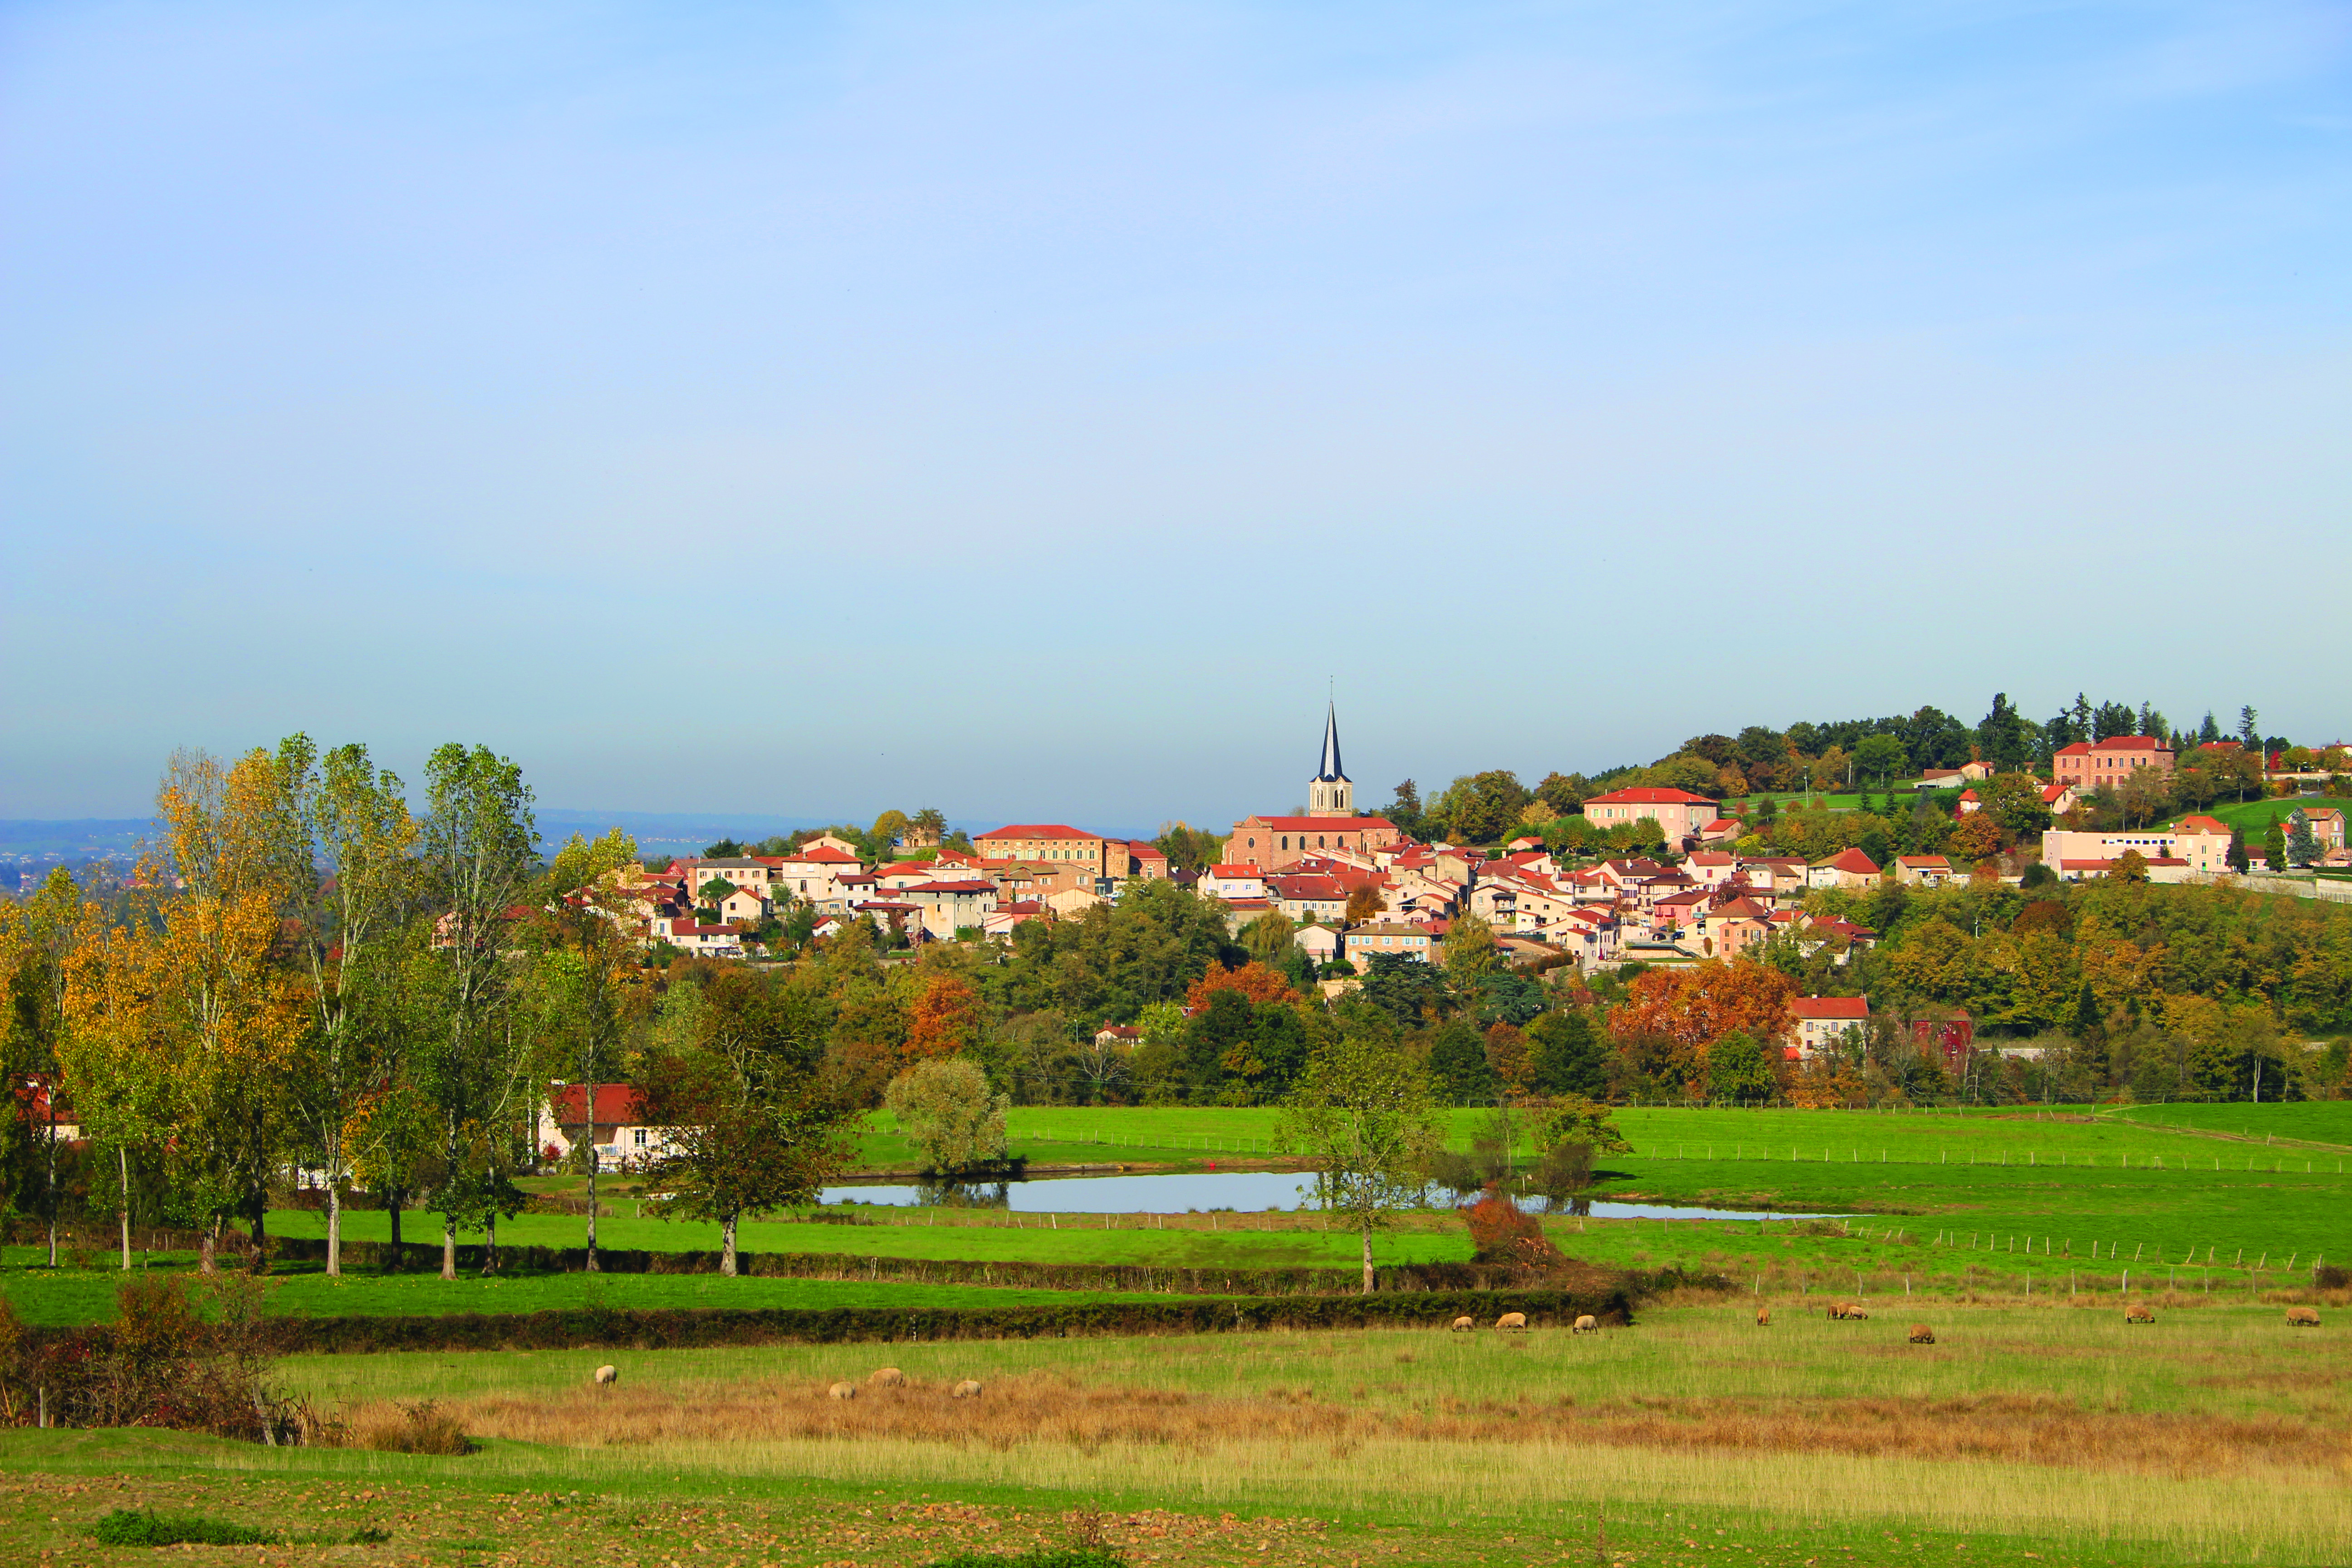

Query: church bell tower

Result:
[1307,702,1352,817]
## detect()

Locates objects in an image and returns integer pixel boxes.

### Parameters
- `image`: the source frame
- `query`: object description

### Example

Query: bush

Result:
[93,1510,277,1547]
[355,1399,475,1455]
[1460,1184,1565,1269]
[0,1277,309,1442]
[2316,1264,2349,1290]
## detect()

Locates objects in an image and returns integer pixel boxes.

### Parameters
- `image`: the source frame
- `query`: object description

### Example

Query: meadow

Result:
[7,1299,2348,1566]
[7,1102,2342,1328]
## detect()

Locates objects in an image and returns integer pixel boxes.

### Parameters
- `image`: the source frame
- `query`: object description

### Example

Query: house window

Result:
[632,1128,650,1147]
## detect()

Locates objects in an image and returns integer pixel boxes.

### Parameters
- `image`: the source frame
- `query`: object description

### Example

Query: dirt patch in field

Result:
[389,1372,2352,1478]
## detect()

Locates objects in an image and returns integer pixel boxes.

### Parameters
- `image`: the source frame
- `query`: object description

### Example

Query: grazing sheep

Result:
[1450,1315,1475,1333]
[592,1365,618,1386]
[827,1380,858,1401]
[1907,1324,1935,1345]
[1495,1311,1529,1332]
[2286,1306,2321,1328]
[1755,1306,1771,1328]
[868,1367,906,1387]
[1827,1300,1852,1320]
[1845,1305,1868,1320]
[2125,1303,2155,1325]
[951,1379,983,1400]
[1573,1314,1599,1334]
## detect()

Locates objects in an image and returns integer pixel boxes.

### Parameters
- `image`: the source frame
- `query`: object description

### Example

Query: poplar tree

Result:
[420,744,538,1280]
[271,736,417,1276]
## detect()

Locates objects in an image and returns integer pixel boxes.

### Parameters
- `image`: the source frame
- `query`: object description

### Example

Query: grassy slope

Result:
[2198,795,2352,836]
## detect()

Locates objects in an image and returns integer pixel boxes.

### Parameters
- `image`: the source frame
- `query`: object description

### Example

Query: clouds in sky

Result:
[3,1,2346,830]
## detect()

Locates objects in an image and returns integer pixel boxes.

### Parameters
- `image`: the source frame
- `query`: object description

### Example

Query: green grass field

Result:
[10,1103,2339,1328]
[2195,795,2352,836]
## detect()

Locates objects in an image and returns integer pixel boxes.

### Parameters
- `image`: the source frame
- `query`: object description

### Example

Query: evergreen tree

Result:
[2198,711,2222,745]
[1427,1019,1497,1105]
[1526,1008,1608,1097]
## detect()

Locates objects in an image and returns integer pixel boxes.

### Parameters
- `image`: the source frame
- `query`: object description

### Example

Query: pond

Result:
[818,1168,1835,1221]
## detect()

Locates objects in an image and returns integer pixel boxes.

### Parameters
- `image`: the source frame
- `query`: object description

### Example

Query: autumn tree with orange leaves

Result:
[1606,959,1798,1100]
[906,974,983,1059]
[1185,961,1299,1012]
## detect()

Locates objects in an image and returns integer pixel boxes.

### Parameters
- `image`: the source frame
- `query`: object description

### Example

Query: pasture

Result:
[7,1301,2348,1565]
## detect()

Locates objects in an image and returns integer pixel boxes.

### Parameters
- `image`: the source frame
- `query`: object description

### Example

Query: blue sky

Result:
[3,2,2347,835]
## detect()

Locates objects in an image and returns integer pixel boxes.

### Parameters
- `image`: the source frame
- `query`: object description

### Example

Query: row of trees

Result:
[0,737,871,1279]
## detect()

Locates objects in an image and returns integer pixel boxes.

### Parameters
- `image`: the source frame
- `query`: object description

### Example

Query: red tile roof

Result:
[1789,995,1870,1020]
[1240,816,1400,833]
[1806,851,1882,879]
[1584,788,1715,805]
[976,824,1100,841]
[547,1083,645,1125]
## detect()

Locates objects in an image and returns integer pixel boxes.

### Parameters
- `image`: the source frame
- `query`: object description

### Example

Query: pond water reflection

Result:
[818,1168,1826,1220]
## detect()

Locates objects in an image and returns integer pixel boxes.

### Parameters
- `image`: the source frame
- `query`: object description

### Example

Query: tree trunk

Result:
[250,1200,269,1274]
[119,1148,132,1272]
[326,1183,342,1277]
[387,1191,404,1267]
[483,1211,498,1276]
[722,1211,739,1278]
[1360,1216,1375,1295]
[199,1222,217,1276]
[584,1140,600,1274]
[441,1215,457,1281]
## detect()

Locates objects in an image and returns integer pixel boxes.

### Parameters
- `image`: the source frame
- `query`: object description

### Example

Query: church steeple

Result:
[1308,701,1352,816]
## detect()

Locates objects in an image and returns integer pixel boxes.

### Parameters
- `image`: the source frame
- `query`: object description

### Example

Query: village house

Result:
[773,844,866,906]
[1343,921,1435,963]
[896,878,998,940]
[1706,895,1775,960]
[1916,762,1992,789]
[1197,863,1268,901]
[1579,787,1718,844]
[1295,923,1341,966]
[539,1083,681,1170]
[2169,816,2234,875]
[711,884,770,925]
[973,824,1119,882]
[1786,995,1870,1060]
[1895,855,1956,887]
[2052,735,2176,791]
[1268,872,1350,924]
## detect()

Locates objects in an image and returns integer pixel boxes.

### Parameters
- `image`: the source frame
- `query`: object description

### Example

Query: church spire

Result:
[1315,701,1346,783]
[1308,701,1352,817]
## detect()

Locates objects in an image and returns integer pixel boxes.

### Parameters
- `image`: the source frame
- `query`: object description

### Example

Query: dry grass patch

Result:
[364,1371,2352,1479]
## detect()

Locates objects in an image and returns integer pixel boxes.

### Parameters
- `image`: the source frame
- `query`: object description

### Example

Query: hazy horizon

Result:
[5,3,2346,825]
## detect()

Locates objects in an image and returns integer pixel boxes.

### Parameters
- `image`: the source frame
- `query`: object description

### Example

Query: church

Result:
[1224,704,1401,870]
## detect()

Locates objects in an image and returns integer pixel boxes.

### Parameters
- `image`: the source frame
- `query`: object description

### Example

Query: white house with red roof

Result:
[1685,850,1739,887]
[1895,855,1955,887]
[774,845,866,907]
[539,1083,682,1170]
[1580,787,1717,843]
[1198,862,1268,901]
[1785,995,1870,1060]
[1806,848,1881,890]
[2041,782,2079,815]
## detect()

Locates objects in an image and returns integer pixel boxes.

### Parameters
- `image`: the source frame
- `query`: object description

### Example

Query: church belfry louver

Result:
[1307,701,1352,817]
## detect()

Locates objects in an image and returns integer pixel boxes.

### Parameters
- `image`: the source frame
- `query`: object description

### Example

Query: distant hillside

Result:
[0,818,157,858]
